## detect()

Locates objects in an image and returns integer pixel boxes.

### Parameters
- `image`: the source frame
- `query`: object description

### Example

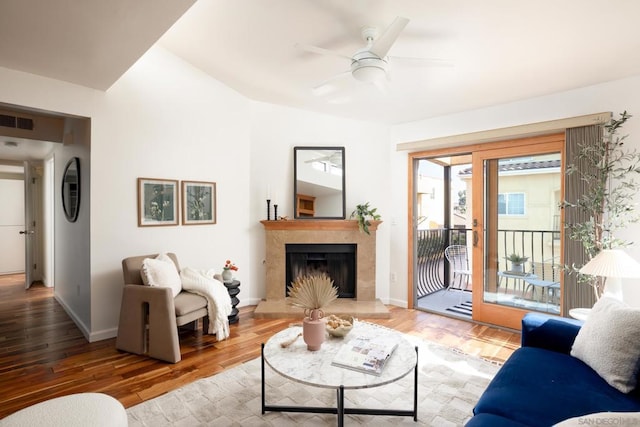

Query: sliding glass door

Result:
[471,135,564,329]
[410,133,565,330]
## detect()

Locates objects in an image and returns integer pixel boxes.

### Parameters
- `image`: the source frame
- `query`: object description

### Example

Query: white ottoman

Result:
[0,393,127,427]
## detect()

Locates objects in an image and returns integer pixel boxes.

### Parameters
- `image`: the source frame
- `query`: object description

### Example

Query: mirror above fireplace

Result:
[293,146,345,219]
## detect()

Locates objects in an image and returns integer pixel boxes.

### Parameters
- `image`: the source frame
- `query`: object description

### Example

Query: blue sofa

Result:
[466,312,640,426]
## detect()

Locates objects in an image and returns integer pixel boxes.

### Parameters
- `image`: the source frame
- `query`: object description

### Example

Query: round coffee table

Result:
[261,321,418,426]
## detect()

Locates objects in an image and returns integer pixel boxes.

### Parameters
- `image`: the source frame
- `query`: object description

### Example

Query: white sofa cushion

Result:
[140,253,182,298]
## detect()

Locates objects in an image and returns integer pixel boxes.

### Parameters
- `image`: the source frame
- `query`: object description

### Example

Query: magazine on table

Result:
[331,335,398,376]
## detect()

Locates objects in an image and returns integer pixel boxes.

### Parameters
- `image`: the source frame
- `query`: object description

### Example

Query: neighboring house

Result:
[458,156,561,265]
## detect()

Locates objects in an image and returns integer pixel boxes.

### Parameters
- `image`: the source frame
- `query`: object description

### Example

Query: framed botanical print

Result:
[137,178,179,226]
[182,180,216,225]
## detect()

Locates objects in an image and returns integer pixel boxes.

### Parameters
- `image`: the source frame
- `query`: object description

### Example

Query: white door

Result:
[0,173,25,275]
[22,161,35,289]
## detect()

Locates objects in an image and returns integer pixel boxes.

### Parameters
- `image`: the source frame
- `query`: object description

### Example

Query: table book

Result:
[331,335,398,376]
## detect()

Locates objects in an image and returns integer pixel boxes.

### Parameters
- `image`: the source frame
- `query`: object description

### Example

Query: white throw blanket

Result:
[180,267,232,340]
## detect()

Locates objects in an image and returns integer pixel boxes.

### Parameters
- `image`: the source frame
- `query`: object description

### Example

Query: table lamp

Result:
[579,249,640,300]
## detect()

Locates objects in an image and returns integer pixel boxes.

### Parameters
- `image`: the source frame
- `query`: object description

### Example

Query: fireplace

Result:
[255,219,389,318]
[285,243,356,298]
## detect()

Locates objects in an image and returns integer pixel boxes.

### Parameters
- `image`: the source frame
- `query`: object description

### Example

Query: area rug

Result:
[127,334,500,426]
[446,301,473,317]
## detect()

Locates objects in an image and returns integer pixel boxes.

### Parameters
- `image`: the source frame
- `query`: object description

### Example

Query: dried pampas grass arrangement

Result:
[287,273,338,310]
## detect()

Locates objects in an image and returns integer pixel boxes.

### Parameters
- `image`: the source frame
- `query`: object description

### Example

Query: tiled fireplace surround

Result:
[254,220,390,318]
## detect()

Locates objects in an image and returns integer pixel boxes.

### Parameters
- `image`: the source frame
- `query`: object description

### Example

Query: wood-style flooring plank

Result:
[0,273,519,418]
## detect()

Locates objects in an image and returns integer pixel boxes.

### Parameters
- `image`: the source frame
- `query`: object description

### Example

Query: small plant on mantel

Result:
[350,202,381,235]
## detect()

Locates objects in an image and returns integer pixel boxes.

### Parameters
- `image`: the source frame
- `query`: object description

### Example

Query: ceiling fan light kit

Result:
[351,54,388,83]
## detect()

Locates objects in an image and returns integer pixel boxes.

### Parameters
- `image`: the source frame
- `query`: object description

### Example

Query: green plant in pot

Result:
[506,253,528,273]
[350,202,381,235]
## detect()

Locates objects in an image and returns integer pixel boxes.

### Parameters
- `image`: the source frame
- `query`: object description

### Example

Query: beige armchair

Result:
[115,253,208,363]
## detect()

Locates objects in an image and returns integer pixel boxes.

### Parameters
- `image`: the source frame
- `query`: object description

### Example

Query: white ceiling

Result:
[0,138,56,162]
[158,0,640,124]
[0,0,195,90]
[2,0,640,163]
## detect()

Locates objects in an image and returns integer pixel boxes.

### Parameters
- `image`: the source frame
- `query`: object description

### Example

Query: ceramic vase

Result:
[221,269,233,283]
[303,309,325,351]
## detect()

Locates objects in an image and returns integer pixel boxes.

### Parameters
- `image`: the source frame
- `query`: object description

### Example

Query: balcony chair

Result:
[444,244,471,292]
[524,260,561,309]
[116,253,209,363]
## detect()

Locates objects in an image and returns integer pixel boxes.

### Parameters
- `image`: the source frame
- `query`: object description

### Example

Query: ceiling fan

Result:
[295,16,450,95]
[304,150,342,166]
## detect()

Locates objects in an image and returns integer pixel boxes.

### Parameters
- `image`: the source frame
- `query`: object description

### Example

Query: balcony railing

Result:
[415,228,470,298]
[416,228,560,298]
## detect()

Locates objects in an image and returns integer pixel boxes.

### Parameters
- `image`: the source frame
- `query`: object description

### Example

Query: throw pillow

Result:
[140,253,182,298]
[570,296,640,393]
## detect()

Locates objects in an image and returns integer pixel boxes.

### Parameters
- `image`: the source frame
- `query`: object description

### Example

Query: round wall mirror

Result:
[62,157,80,222]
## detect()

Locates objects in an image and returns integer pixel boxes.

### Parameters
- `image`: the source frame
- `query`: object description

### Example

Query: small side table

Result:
[224,280,240,323]
[569,307,591,321]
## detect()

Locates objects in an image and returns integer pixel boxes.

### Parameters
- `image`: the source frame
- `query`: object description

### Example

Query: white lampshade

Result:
[579,249,640,300]
[579,249,640,278]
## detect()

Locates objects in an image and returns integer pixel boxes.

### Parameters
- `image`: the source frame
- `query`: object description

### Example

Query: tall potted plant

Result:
[564,111,640,299]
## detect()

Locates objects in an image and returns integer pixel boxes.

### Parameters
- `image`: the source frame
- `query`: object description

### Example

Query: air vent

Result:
[0,114,16,128]
[0,114,34,130]
[17,117,34,130]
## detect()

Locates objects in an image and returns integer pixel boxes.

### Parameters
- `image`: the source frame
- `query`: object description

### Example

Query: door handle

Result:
[473,230,478,247]
[19,230,34,235]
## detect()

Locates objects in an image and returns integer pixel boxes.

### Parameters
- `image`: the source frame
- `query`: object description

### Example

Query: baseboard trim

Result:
[388,298,408,308]
[54,294,91,342]
[89,327,117,342]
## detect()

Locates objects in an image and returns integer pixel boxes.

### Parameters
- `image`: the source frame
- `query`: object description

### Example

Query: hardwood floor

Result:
[0,273,520,419]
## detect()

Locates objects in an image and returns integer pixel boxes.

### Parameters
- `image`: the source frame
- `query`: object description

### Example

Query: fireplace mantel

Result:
[260,219,381,231]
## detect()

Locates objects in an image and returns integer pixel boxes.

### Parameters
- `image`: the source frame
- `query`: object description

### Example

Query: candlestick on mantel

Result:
[273,204,278,220]
[266,199,271,221]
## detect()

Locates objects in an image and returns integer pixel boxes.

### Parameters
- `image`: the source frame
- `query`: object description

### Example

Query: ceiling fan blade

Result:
[372,78,389,95]
[295,43,353,61]
[369,16,409,58]
[389,55,454,68]
[311,70,352,96]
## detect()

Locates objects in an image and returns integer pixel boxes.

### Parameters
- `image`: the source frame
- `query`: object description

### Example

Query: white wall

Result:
[89,47,252,339]
[390,75,640,308]
[54,137,91,334]
[248,102,392,303]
